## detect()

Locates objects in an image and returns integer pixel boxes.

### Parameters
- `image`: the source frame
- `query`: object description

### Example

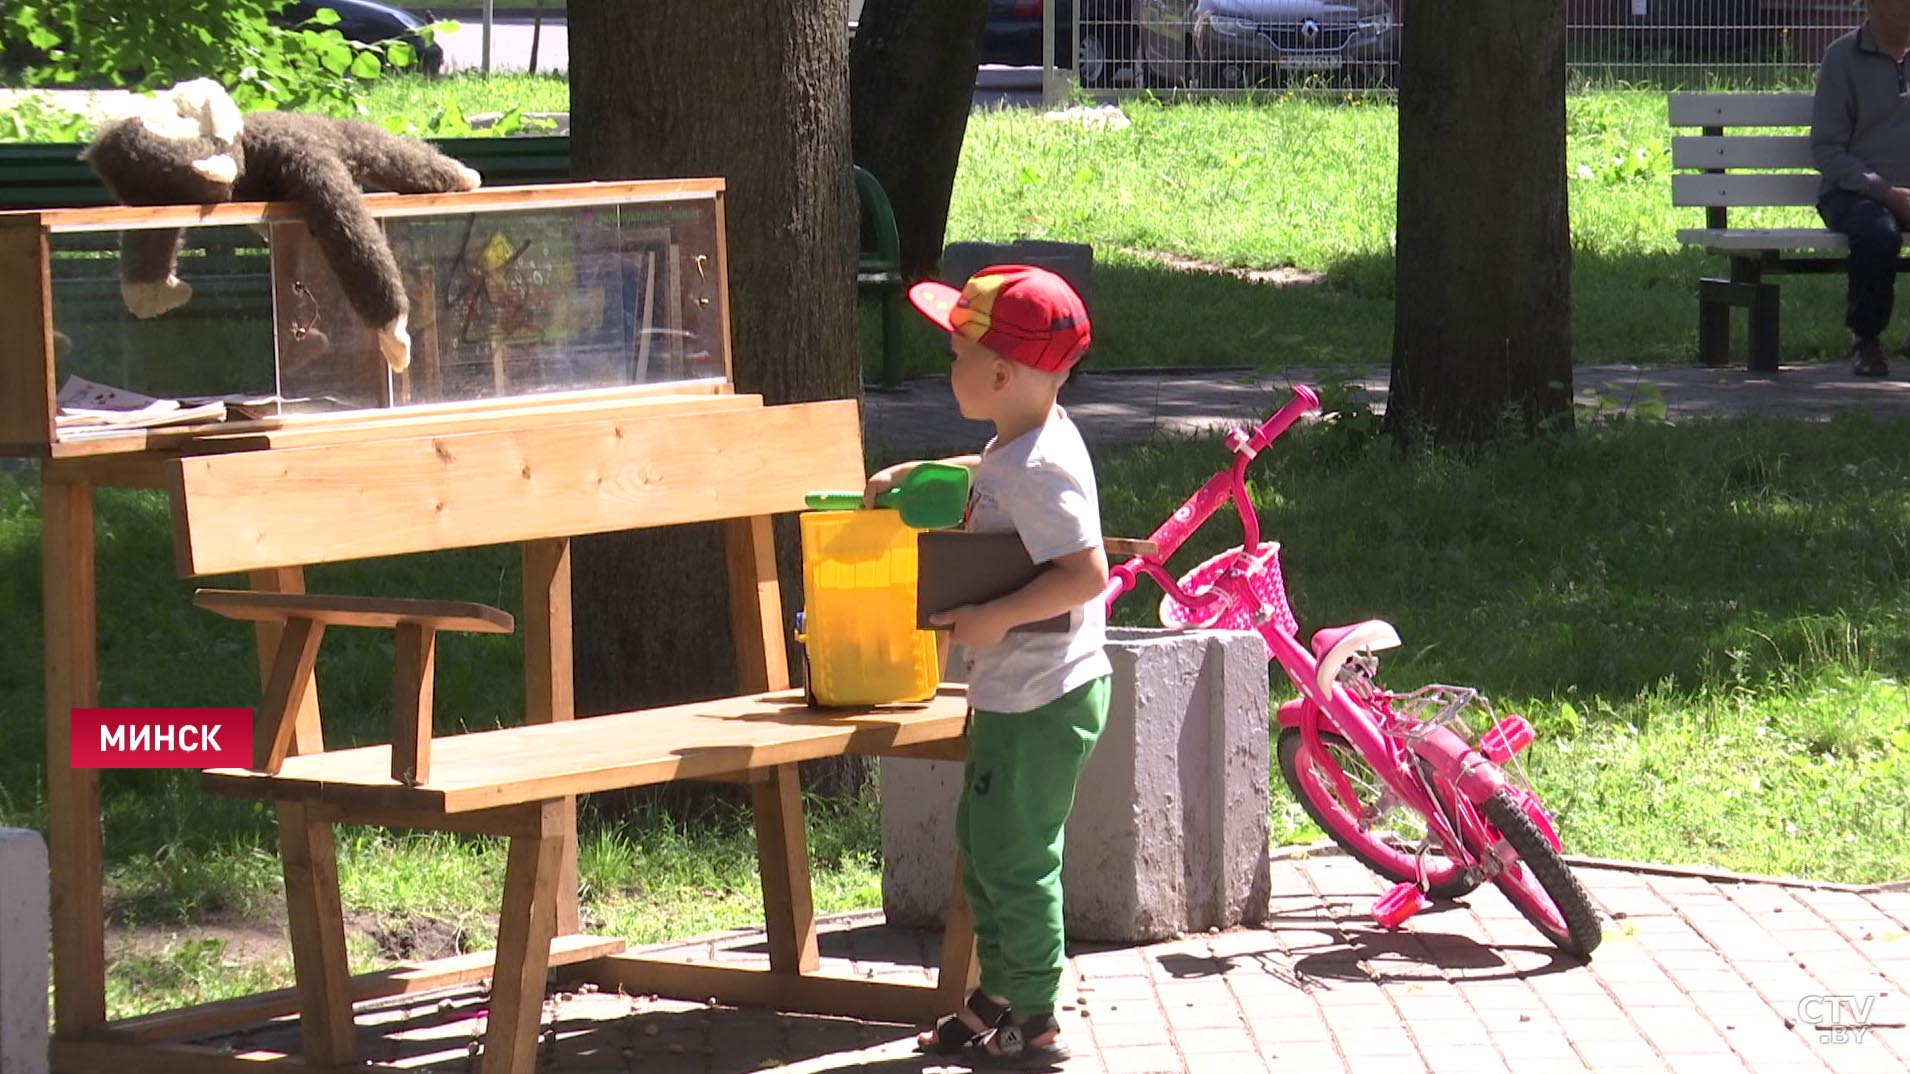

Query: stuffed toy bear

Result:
[81,78,481,373]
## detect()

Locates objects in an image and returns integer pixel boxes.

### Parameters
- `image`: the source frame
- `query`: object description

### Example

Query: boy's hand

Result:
[928,603,1014,649]
[863,461,917,508]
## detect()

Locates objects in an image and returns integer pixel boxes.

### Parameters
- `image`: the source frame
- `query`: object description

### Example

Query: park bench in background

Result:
[1669,91,1910,372]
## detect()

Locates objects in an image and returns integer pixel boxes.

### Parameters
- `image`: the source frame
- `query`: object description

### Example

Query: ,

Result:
[277,0,446,75]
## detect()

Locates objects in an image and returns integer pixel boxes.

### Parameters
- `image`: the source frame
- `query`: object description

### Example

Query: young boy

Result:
[866,265,1111,1068]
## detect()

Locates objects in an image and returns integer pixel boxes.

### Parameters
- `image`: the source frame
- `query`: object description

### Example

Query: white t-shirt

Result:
[954,409,1113,713]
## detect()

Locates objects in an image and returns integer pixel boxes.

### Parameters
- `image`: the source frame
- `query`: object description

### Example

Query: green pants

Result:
[956,675,1110,1018]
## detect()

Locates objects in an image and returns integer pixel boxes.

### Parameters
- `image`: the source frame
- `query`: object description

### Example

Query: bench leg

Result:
[484,801,563,1074]
[277,802,357,1066]
[1698,278,1732,368]
[1749,281,1781,373]
[753,763,820,973]
[936,854,980,1010]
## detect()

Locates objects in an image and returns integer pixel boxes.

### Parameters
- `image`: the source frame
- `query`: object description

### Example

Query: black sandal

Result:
[917,991,1011,1055]
[969,1011,1070,1069]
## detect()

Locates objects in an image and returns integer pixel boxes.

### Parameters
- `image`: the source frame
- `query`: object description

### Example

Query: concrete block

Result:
[882,628,1270,943]
[0,829,48,1074]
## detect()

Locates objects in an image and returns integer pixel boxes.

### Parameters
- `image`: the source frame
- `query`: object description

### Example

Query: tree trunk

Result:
[850,0,990,281]
[1388,1,1571,446]
[567,1,857,728]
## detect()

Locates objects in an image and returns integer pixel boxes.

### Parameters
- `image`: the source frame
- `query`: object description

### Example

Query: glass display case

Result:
[0,179,732,456]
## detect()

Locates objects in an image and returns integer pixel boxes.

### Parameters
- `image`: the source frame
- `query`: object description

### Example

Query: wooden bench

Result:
[1668,91,1907,372]
[40,393,978,1074]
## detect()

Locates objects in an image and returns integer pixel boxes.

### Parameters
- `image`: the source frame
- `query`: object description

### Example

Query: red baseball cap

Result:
[908,264,1091,372]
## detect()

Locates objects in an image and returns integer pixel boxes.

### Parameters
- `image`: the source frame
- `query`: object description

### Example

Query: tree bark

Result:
[567,1,857,720]
[1388,0,1572,446]
[849,0,990,281]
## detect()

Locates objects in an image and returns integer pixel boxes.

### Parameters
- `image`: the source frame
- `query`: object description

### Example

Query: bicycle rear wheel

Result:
[1277,727,1479,898]
[1479,789,1603,958]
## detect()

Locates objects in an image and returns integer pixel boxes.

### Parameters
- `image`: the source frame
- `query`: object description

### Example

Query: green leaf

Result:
[349,50,383,80]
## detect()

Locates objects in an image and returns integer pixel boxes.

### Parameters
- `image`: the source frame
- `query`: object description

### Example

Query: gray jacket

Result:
[1813,24,1910,202]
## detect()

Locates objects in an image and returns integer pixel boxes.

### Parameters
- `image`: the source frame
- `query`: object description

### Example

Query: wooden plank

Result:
[308,800,552,838]
[53,1039,405,1073]
[0,218,54,453]
[91,934,626,1045]
[485,802,563,1074]
[195,589,514,634]
[42,478,105,1034]
[753,764,820,973]
[170,399,867,576]
[582,956,950,1024]
[32,381,743,460]
[521,538,580,934]
[1668,92,1812,127]
[713,189,737,384]
[40,454,174,489]
[1671,171,1819,208]
[389,622,435,786]
[255,617,324,773]
[1103,537,1160,558]
[15,178,726,233]
[1671,134,1814,170]
[201,686,971,813]
[1675,227,1848,251]
[275,802,356,1066]
[725,514,790,694]
[247,569,325,758]
[938,861,981,1008]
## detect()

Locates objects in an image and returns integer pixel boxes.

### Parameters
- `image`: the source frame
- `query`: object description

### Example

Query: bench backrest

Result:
[1669,92,1817,214]
[166,395,865,576]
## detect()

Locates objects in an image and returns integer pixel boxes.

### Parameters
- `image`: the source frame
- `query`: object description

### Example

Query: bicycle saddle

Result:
[1310,619,1401,697]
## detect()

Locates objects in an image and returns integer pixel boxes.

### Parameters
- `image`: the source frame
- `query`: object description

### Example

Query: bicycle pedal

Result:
[1373,883,1425,929]
[1479,715,1536,763]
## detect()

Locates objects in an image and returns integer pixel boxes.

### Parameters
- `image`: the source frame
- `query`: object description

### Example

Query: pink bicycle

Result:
[1102,385,1603,959]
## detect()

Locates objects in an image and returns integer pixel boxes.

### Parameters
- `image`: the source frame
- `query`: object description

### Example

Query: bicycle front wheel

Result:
[1480,789,1603,959]
[1277,727,1480,899]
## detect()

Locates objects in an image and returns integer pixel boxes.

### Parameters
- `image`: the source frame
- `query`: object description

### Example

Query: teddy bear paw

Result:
[377,314,412,374]
[455,165,482,191]
[122,276,192,319]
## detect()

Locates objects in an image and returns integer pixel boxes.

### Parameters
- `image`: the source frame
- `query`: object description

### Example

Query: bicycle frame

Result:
[1102,385,1510,879]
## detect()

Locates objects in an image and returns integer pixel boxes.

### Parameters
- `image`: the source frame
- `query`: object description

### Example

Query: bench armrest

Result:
[194,588,514,634]
[197,588,511,785]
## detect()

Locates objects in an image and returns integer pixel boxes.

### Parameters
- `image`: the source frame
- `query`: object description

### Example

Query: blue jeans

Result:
[1819,190,1904,341]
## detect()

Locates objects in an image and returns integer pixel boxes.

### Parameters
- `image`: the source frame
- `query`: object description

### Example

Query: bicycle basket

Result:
[1157,542,1298,637]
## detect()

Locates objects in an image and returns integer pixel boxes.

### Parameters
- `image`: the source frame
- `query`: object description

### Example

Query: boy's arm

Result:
[864,454,981,506]
[929,544,1109,650]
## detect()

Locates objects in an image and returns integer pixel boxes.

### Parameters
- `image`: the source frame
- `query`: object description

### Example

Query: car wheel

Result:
[1076,14,1136,88]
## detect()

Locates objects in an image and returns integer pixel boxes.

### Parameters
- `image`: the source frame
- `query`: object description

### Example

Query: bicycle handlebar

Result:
[1102,384,1321,611]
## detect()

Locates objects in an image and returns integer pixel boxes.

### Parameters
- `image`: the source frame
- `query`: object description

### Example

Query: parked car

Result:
[982,0,1139,87]
[1135,0,1399,87]
[277,1,445,76]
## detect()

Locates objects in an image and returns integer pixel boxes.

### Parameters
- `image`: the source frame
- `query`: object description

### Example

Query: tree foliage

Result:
[0,2,431,114]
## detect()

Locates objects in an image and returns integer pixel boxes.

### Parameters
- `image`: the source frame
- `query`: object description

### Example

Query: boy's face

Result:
[948,334,1008,421]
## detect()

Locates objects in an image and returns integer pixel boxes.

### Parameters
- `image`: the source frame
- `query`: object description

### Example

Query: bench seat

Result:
[1677,227,1847,252]
[203,686,970,813]
[1669,92,1875,370]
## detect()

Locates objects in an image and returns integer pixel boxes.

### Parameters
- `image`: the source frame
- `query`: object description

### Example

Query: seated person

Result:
[1812,0,1910,377]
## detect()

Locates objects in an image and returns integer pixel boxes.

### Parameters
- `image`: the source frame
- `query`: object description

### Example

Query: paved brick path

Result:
[216,852,1908,1073]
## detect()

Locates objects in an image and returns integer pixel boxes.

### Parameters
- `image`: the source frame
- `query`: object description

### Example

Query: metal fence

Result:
[1057,0,1861,97]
